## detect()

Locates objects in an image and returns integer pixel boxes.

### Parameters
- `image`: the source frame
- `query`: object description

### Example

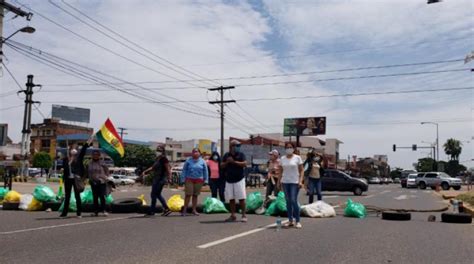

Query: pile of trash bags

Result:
[0,187,8,203]
[203,197,228,214]
[301,201,336,218]
[168,194,184,212]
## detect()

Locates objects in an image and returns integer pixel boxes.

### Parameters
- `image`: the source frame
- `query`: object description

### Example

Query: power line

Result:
[14,1,215,90]
[48,0,221,88]
[30,86,474,104]
[5,42,218,118]
[40,58,465,87]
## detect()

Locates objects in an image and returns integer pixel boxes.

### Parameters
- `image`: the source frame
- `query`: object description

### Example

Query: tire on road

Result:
[441,213,472,224]
[43,201,62,211]
[441,182,450,191]
[353,186,363,196]
[381,211,411,221]
[452,186,461,191]
[2,201,20,210]
[418,182,427,190]
[111,198,142,214]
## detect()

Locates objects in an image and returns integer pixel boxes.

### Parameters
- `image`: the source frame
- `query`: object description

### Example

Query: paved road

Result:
[1,184,472,264]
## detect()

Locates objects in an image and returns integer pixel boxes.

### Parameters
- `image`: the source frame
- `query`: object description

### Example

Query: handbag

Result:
[74,175,85,192]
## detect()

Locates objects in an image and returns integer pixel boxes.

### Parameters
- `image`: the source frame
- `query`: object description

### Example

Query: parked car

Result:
[406,174,418,188]
[380,178,390,184]
[108,175,135,185]
[387,178,394,184]
[416,172,462,190]
[369,177,381,184]
[393,178,401,184]
[321,169,369,196]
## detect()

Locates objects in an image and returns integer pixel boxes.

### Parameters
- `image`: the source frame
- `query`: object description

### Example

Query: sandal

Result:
[192,211,200,216]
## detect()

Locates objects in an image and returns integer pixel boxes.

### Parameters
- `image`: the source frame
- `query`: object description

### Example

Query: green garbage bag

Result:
[32,185,56,202]
[106,194,113,204]
[59,195,77,213]
[80,188,93,204]
[203,197,228,214]
[0,187,8,199]
[246,192,264,213]
[275,191,287,213]
[344,199,367,218]
[265,202,278,216]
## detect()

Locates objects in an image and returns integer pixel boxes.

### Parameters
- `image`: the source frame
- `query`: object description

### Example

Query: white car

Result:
[108,175,135,185]
[406,174,418,188]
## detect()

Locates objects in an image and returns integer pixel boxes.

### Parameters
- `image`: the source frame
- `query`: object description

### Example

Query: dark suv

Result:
[321,169,369,196]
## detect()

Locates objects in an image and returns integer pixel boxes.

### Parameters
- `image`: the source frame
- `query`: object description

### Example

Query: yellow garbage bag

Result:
[167,194,184,212]
[27,197,43,211]
[138,194,147,205]
[4,190,21,202]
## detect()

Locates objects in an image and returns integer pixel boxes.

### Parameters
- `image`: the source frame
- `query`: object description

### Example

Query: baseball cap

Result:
[230,139,241,146]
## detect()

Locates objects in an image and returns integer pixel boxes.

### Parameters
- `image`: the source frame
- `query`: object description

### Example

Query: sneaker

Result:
[225,216,237,222]
[59,214,67,218]
[241,216,248,223]
[161,209,172,217]
[283,221,294,228]
[76,215,82,219]
[90,213,98,217]
[101,212,109,217]
[295,222,302,229]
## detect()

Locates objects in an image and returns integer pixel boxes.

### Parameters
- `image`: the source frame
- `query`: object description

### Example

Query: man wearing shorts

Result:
[222,140,247,222]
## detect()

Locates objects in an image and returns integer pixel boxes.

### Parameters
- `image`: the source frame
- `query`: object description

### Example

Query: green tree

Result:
[114,145,156,171]
[443,138,462,161]
[390,167,403,179]
[416,158,436,172]
[32,152,53,177]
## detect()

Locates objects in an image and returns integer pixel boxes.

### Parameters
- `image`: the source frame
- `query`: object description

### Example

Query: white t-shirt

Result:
[281,155,303,184]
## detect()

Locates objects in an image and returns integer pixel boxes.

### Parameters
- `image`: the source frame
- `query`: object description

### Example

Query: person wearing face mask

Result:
[304,150,324,203]
[207,151,225,203]
[180,148,209,216]
[86,150,110,217]
[222,140,247,223]
[60,137,92,218]
[142,145,172,216]
[279,143,304,229]
[266,149,281,200]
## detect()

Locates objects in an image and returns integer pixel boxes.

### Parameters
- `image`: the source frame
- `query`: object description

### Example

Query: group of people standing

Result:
[59,138,325,230]
[265,144,325,229]
[141,140,248,222]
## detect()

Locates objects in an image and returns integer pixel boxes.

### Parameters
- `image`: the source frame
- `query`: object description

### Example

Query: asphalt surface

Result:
[1,183,472,264]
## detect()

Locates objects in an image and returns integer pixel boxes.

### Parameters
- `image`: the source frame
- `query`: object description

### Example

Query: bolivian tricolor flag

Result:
[96,118,125,162]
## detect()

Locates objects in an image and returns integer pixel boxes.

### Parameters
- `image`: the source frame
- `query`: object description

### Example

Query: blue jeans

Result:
[308,178,322,203]
[282,183,300,223]
[209,178,226,203]
[151,178,169,214]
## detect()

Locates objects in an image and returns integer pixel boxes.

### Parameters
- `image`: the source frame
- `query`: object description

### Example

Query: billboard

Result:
[284,117,326,136]
[52,105,91,123]
[0,124,8,146]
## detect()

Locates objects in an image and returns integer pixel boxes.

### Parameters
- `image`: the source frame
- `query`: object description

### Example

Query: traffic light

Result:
[412,144,417,151]
[393,144,396,152]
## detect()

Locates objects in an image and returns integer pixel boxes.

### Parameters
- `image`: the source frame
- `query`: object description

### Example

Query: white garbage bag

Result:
[301,201,336,218]
[19,194,34,210]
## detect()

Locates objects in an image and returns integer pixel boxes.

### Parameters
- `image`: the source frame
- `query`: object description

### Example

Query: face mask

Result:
[313,157,321,162]
[57,152,63,159]
[156,151,163,156]
[285,148,294,155]
[234,146,241,152]
[212,155,218,160]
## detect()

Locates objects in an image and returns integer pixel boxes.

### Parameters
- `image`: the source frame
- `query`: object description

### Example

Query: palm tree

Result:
[443,138,462,161]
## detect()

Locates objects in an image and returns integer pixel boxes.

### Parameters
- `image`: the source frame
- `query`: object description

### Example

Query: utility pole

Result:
[0,0,33,66]
[19,75,40,177]
[208,86,235,155]
[118,127,128,140]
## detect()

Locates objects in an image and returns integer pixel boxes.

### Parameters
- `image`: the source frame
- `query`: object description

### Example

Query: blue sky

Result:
[1,0,473,169]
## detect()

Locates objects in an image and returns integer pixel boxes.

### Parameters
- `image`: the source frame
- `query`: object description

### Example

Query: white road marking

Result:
[323,195,340,198]
[380,190,392,194]
[0,216,132,235]
[197,220,289,249]
[394,195,408,200]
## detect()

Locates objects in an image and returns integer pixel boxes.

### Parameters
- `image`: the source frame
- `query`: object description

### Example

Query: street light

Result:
[1,26,36,43]
[421,122,439,163]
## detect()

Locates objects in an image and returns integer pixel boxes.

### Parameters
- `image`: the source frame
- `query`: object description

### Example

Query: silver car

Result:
[406,174,418,188]
[416,172,462,190]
